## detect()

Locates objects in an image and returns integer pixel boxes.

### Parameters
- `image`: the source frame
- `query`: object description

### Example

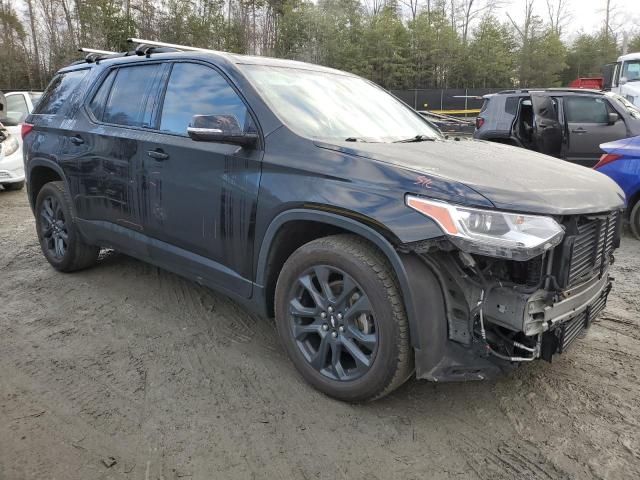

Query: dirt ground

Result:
[1,187,639,480]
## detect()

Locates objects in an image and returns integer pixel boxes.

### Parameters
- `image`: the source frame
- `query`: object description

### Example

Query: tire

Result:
[35,181,99,272]
[631,200,640,241]
[2,181,24,191]
[274,234,413,402]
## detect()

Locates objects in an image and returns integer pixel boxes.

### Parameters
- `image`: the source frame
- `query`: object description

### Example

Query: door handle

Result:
[69,135,84,145]
[571,128,587,134]
[147,149,169,160]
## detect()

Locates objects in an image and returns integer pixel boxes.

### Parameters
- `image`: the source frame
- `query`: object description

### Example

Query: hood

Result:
[620,82,640,104]
[316,139,625,215]
[601,135,640,155]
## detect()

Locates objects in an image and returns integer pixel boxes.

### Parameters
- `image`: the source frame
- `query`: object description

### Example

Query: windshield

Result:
[622,60,640,82]
[239,65,440,143]
[610,93,640,119]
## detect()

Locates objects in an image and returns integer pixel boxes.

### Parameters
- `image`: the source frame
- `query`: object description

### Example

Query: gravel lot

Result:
[1,187,639,480]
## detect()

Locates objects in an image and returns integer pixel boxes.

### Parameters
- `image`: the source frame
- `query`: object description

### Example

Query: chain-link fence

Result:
[390,88,505,115]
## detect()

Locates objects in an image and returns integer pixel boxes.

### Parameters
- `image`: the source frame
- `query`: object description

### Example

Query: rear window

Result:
[480,98,490,113]
[102,64,162,128]
[35,69,89,115]
[88,70,117,121]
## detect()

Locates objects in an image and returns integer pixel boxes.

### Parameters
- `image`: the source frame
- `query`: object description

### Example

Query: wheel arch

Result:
[27,160,68,212]
[627,187,640,218]
[255,208,424,348]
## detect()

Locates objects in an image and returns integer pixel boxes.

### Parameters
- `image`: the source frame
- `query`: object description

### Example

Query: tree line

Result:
[1,0,639,92]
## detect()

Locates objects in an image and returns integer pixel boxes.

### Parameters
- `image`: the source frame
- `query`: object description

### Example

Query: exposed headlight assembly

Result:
[0,135,19,157]
[406,195,564,260]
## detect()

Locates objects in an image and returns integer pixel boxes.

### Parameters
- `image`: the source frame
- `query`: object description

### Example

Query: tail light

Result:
[21,123,34,140]
[475,117,485,130]
[594,153,622,169]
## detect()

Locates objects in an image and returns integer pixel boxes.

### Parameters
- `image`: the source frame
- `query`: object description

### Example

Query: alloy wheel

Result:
[287,265,378,381]
[40,195,68,259]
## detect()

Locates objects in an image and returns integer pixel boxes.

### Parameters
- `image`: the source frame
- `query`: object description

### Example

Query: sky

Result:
[498,0,640,40]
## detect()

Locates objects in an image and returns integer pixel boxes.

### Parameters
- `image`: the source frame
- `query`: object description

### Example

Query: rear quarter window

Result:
[35,69,89,115]
[504,97,519,116]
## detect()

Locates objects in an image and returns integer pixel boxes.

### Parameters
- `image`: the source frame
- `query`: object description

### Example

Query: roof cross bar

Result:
[79,48,117,55]
[127,38,224,55]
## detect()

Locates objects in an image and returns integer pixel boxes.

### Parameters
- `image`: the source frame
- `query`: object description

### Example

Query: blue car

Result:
[596,136,640,239]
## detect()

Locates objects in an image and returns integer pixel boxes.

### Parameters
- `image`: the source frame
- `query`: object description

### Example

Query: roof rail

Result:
[127,38,225,55]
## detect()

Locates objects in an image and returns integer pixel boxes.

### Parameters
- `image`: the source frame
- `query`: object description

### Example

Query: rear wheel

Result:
[2,181,24,191]
[274,234,413,402]
[35,181,99,272]
[630,200,640,240]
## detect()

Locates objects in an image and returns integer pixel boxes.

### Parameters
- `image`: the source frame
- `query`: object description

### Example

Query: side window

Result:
[160,63,251,135]
[35,69,89,115]
[613,62,621,87]
[565,97,608,124]
[103,64,162,127]
[88,70,117,121]
[504,97,518,115]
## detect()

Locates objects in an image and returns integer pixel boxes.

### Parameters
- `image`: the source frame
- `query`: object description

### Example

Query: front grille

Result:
[558,311,587,353]
[556,211,620,289]
[542,282,612,359]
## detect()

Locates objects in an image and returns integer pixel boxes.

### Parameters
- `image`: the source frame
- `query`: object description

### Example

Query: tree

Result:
[563,32,618,83]
[629,33,640,53]
[361,6,412,89]
[409,7,462,88]
[466,14,515,87]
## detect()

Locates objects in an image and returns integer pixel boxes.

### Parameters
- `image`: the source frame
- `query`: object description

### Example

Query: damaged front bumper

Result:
[402,251,613,383]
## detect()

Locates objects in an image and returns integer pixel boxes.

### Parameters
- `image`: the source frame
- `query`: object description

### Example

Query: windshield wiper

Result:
[393,135,436,143]
[345,137,372,142]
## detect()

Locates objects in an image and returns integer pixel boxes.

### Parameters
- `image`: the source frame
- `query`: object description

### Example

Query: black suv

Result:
[23,42,625,402]
[474,89,640,167]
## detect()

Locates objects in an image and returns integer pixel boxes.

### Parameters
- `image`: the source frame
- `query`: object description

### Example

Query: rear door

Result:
[76,62,166,232]
[531,93,562,157]
[563,95,628,167]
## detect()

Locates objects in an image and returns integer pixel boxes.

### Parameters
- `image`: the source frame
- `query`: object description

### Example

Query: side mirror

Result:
[619,77,628,85]
[187,114,257,147]
[608,112,620,125]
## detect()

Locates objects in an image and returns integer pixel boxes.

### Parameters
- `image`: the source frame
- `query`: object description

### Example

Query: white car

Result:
[0,91,42,191]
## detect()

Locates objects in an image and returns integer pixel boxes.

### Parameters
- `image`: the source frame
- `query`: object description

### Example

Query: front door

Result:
[140,61,262,297]
[563,95,628,167]
[531,93,562,157]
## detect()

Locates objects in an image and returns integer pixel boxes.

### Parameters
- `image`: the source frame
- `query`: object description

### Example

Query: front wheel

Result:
[35,181,100,272]
[274,234,413,402]
[630,200,640,241]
